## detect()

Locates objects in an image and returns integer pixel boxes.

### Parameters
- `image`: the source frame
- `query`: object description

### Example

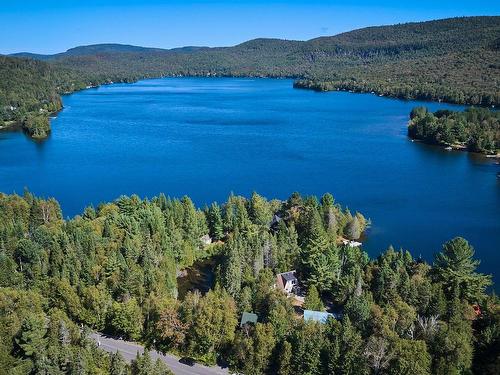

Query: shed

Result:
[240,312,258,327]
[303,310,339,324]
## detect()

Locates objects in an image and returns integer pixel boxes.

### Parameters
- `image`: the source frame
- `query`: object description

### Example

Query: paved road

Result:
[91,333,230,375]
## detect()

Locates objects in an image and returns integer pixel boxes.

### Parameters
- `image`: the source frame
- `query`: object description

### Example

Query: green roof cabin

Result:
[240,312,258,327]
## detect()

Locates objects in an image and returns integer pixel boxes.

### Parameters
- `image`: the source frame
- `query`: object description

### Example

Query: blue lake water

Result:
[0,77,498,283]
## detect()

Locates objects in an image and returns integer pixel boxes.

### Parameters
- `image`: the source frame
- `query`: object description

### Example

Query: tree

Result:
[344,295,371,329]
[290,322,324,375]
[330,317,368,375]
[321,193,337,239]
[184,288,237,363]
[277,340,293,375]
[249,192,272,227]
[155,300,187,351]
[110,298,144,340]
[300,210,337,291]
[344,216,361,240]
[304,285,324,311]
[364,336,392,375]
[131,350,173,375]
[110,352,128,375]
[15,313,47,358]
[208,203,224,241]
[432,305,474,375]
[222,237,242,298]
[252,323,276,374]
[388,339,431,375]
[433,237,491,301]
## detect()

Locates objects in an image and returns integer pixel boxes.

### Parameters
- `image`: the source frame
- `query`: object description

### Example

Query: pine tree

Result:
[208,203,224,241]
[434,237,491,301]
[249,192,272,227]
[277,341,293,375]
[110,352,128,375]
[304,285,324,311]
[300,209,338,291]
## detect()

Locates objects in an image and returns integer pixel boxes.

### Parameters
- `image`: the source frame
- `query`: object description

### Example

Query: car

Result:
[179,357,196,366]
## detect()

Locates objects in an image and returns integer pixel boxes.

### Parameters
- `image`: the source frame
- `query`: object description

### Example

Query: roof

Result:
[240,312,258,327]
[303,310,337,324]
[279,270,297,283]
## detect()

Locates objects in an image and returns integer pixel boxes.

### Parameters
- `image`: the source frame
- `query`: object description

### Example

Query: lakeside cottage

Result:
[276,270,298,294]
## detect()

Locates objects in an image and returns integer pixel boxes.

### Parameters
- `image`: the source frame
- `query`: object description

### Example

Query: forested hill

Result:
[17,17,500,106]
[2,16,499,139]
[0,191,497,374]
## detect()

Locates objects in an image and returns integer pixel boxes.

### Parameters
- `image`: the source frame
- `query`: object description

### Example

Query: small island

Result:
[408,106,499,155]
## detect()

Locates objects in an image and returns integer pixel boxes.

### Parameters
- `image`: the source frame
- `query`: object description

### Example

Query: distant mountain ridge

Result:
[9,43,210,60]
[2,16,500,139]
[10,16,498,59]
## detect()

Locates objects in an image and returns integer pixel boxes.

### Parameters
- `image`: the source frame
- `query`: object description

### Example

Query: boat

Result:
[445,146,452,151]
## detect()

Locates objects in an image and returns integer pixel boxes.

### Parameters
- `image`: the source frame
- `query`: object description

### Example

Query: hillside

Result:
[0,56,65,137]
[2,16,499,139]
[43,16,500,105]
[0,191,496,374]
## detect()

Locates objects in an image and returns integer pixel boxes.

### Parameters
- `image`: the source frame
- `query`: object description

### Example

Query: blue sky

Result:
[1,0,498,54]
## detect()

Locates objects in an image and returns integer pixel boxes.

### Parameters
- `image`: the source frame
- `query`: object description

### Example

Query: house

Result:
[276,270,298,294]
[240,312,258,328]
[303,309,340,324]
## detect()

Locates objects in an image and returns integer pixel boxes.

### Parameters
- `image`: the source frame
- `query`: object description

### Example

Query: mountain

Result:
[2,16,499,138]
[10,43,211,60]
[10,43,169,60]
[40,17,500,104]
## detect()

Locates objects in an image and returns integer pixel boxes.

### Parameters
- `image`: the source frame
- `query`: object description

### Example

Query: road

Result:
[90,333,230,375]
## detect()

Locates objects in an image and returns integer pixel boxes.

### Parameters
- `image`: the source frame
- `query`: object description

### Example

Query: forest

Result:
[1,16,499,139]
[0,191,497,374]
[408,107,500,154]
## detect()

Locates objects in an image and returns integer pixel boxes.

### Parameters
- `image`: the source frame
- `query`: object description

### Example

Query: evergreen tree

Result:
[434,237,491,301]
[300,209,337,290]
[304,285,324,311]
[208,203,224,241]
[277,340,293,375]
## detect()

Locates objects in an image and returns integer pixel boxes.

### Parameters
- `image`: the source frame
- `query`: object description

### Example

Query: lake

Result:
[0,77,498,283]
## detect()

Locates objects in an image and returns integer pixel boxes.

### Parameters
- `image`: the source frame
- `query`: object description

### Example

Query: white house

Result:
[276,270,298,294]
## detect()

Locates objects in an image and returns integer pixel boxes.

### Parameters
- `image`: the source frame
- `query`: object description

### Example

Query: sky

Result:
[0,0,498,55]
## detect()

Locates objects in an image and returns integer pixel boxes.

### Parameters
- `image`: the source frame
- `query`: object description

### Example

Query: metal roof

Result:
[280,271,297,282]
[240,312,258,327]
[303,310,337,324]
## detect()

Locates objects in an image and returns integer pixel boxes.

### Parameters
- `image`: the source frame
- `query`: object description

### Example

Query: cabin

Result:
[276,270,298,294]
[240,312,258,328]
[303,309,340,324]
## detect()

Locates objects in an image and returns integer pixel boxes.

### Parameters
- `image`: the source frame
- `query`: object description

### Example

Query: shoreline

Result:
[408,136,499,158]
[5,75,496,144]
[293,79,498,108]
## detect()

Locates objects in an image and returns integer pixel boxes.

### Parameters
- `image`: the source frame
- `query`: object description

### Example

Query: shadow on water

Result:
[177,256,221,299]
